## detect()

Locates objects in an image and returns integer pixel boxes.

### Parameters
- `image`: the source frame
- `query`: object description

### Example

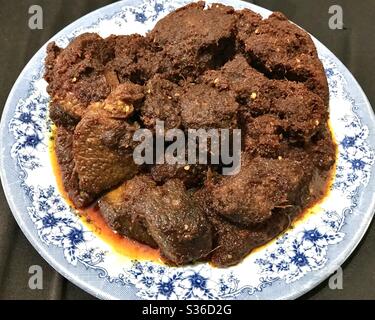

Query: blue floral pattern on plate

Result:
[1,0,375,300]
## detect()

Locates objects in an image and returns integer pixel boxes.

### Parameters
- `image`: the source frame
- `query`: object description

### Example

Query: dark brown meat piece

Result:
[96,81,144,119]
[149,2,235,46]
[242,114,289,158]
[49,103,80,129]
[150,162,207,189]
[45,33,114,124]
[147,2,237,81]
[201,54,264,95]
[202,55,327,153]
[243,120,336,170]
[180,83,238,130]
[73,108,139,202]
[207,154,314,227]
[244,12,329,104]
[98,175,158,247]
[235,8,262,50]
[54,127,94,207]
[141,75,182,130]
[48,81,143,130]
[149,146,211,189]
[105,34,155,84]
[306,125,336,170]
[136,179,212,265]
[268,124,336,171]
[208,208,290,267]
[194,182,299,267]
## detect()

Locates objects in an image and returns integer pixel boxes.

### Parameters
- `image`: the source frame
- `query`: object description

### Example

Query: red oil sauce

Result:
[49,120,337,262]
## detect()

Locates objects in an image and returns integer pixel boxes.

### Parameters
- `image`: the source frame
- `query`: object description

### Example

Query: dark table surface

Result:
[0,0,374,300]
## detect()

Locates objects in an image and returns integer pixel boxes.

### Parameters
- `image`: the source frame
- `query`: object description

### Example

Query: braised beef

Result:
[45,33,114,124]
[207,154,314,227]
[244,12,329,104]
[47,2,335,267]
[180,83,239,130]
[147,1,237,81]
[141,75,182,130]
[98,175,158,247]
[100,178,213,265]
[136,179,212,265]
[55,126,95,208]
[72,108,139,204]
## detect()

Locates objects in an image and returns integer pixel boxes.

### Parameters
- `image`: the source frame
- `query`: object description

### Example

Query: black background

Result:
[0,0,374,300]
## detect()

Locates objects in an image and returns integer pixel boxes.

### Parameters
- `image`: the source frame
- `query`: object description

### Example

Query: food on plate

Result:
[45,2,335,267]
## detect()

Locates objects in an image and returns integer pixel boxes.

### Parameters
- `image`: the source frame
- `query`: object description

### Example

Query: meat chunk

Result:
[208,209,290,267]
[201,54,265,96]
[150,162,207,189]
[45,33,114,124]
[235,8,262,49]
[258,82,326,140]
[242,114,288,158]
[106,34,155,84]
[137,179,212,265]
[49,103,80,129]
[73,108,139,203]
[202,55,327,149]
[180,83,238,130]
[45,34,147,128]
[96,81,144,119]
[141,75,182,130]
[149,146,211,189]
[307,125,336,170]
[244,12,329,104]
[208,154,314,227]
[98,176,158,247]
[54,127,94,207]
[147,2,237,81]
[149,2,235,46]
[194,184,296,267]
[100,177,213,264]
[256,123,336,171]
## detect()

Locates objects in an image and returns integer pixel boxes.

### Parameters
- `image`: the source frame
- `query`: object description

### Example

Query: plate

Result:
[1,0,375,300]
